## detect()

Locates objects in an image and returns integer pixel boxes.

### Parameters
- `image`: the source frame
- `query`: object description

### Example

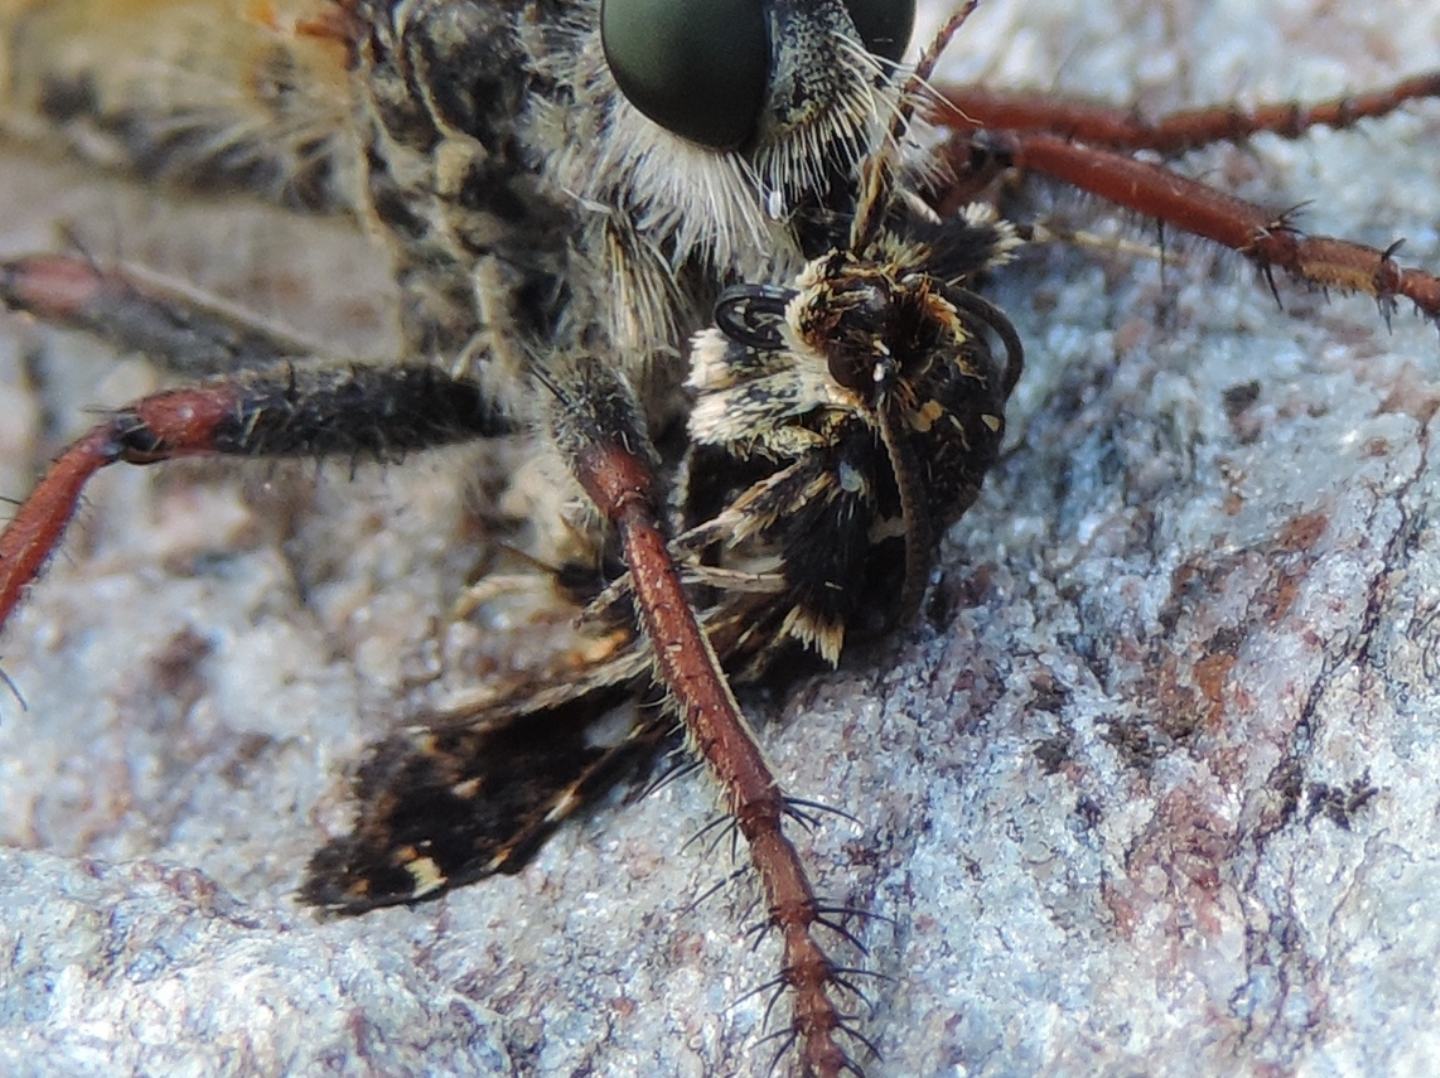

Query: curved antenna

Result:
[714,283,795,349]
[849,1,981,252]
[939,283,1026,398]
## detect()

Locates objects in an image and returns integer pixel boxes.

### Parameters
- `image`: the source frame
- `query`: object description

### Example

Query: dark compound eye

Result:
[601,0,769,150]
[826,346,872,393]
[845,0,915,63]
[602,1,917,151]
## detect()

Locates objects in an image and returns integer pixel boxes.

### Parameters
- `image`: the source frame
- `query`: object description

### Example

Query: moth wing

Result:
[300,654,669,914]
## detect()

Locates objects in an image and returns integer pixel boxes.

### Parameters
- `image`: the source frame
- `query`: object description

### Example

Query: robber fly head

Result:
[600,0,915,154]
[569,1,919,281]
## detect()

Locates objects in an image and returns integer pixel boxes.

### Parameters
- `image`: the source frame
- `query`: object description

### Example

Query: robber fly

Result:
[3,1,1440,1074]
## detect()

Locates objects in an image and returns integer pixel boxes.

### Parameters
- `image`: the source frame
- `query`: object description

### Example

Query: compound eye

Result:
[601,0,769,150]
[826,348,872,393]
[844,0,915,63]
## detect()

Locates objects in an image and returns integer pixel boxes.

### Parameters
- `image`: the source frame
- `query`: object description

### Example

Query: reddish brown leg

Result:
[0,364,508,634]
[937,71,1440,153]
[547,358,861,1077]
[927,69,1440,319]
[945,130,1440,320]
[3,253,319,374]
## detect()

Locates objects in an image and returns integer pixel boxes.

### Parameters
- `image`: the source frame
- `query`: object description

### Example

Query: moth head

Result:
[693,240,1019,445]
[787,253,943,403]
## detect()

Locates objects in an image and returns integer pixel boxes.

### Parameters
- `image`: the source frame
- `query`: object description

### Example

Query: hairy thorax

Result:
[348,0,905,411]
[0,0,908,424]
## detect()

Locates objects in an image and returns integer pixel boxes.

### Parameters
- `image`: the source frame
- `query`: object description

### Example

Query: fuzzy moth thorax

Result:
[679,211,1022,662]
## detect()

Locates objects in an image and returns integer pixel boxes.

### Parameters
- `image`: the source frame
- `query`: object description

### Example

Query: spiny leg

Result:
[2,252,328,375]
[934,129,1440,322]
[927,72,1440,320]
[0,363,511,633]
[547,356,862,1077]
[937,70,1440,154]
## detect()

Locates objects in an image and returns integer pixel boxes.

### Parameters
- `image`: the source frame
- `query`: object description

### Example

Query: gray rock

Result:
[2,3,1438,1075]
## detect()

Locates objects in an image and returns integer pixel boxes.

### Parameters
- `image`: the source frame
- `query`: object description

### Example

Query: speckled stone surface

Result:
[3,3,1439,1075]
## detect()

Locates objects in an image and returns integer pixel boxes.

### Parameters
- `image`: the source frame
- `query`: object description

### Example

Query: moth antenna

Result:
[850,0,982,252]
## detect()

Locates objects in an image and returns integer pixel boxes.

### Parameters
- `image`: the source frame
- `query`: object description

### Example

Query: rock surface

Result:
[3,3,1439,1075]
